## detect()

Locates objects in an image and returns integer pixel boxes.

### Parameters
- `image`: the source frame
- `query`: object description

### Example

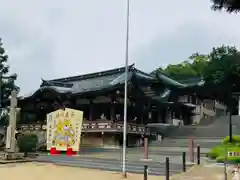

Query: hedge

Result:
[17,133,38,155]
[222,135,240,145]
[207,135,240,163]
[207,146,224,159]
[216,155,240,163]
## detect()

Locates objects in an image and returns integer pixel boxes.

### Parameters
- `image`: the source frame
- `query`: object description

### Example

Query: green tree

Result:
[189,53,209,77]
[164,61,197,80]
[0,38,19,125]
[203,45,240,94]
[154,53,209,81]
[211,0,240,13]
[203,45,240,142]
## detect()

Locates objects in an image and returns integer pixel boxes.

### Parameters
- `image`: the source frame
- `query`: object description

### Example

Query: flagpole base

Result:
[122,172,127,178]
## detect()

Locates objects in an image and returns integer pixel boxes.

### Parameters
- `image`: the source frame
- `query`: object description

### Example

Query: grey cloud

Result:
[1,0,240,95]
[133,21,239,72]
[0,16,55,95]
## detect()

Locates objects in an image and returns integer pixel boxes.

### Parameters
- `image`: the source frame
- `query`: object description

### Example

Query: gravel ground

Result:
[0,162,165,180]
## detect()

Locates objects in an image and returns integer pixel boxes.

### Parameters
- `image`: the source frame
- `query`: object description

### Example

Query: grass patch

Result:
[216,155,240,163]
[207,136,240,163]
[222,135,240,145]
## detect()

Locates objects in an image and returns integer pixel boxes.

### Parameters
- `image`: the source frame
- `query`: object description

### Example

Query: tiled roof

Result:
[22,64,159,98]
[155,72,207,88]
[21,64,192,103]
[40,65,135,95]
[177,77,205,86]
[156,72,186,88]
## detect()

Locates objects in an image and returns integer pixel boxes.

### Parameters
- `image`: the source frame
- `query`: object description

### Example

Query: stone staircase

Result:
[149,115,240,157]
[154,115,240,138]
[201,104,216,117]
[156,138,221,148]
[149,137,220,157]
[198,116,216,126]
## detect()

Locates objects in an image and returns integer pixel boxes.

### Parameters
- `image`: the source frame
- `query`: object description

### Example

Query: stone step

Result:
[155,143,218,148]
[163,137,224,139]
[159,140,220,145]
[147,150,206,156]
[152,138,220,144]
[161,138,221,142]
[151,137,221,149]
[157,126,229,138]
[155,116,240,139]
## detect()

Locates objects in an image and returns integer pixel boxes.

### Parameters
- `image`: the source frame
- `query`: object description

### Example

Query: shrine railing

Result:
[82,121,150,135]
[18,120,152,135]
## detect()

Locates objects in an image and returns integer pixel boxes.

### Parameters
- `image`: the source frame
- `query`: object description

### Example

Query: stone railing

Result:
[18,120,151,135]
[83,121,148,134]
[215,100,227,110]
[201,103,216,117]
[192,103,216,125]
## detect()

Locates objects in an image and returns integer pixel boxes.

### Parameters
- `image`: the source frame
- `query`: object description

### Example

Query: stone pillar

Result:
[5,90,18,158]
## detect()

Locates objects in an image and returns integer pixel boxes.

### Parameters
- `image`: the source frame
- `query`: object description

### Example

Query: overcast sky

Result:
[0,0,240,95]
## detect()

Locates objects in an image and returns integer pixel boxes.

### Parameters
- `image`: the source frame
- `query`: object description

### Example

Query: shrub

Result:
[207,144,240,163]
[216,155,240,164]
[207,146,223,159]
[222,136,240,145]
[17,133,38,155]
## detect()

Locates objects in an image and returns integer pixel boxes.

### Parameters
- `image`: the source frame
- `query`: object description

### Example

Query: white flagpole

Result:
[122,0,130,178]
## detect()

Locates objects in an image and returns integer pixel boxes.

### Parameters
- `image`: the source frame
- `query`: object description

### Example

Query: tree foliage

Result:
[154,53,209,81]
[203,45,240,90]
[202,45,240,107]
[0,38,19,125]
[154,45,240,103]
[211,0,240,13]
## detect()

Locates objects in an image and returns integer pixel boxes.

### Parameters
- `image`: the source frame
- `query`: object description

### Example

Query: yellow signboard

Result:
[46,108,83,151]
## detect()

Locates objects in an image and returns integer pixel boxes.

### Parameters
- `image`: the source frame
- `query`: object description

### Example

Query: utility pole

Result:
[0,72,2,122]
[122,0,130,178]
[229,96,232,143]
[224,147,228,180]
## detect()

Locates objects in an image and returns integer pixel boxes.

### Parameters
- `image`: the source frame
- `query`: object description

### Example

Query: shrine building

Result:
[4,64,227,148]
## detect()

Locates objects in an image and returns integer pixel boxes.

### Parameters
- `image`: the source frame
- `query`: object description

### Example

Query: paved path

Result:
[0,162,165,180]
[79,152,196,164]
[35,155,189,176]
[171,164,234,180]
[79,146,208,158]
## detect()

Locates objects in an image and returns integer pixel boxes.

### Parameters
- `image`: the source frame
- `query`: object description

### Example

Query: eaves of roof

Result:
[22,69,135,99]
[21,65,161,100]
[156,72,186,88]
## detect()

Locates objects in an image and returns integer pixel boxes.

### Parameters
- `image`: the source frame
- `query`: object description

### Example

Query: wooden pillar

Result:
[110,100,115,121]
[89,100,93,121]
[147,103,151,124]
[141,104,145,125]
[167,107,172,124]
[101,132,104,147]
[157,106,162,123]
